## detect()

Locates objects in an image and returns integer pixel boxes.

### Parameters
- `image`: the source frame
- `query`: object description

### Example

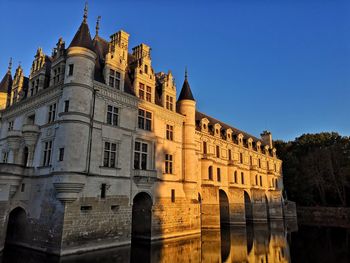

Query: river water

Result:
[1,221,349,263]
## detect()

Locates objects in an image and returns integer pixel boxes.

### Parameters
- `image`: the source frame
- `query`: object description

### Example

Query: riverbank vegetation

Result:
[275,132,350,207]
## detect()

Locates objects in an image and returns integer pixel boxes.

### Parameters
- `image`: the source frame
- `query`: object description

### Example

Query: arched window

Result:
[208,166,213,180]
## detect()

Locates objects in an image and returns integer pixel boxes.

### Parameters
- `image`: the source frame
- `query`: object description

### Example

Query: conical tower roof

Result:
[69,4,94,52]
[178,69,195,101]
[0,59,13,94]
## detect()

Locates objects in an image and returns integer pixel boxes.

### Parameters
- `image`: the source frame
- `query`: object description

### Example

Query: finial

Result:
[83,2,88,23]
[8,57,12,72]
[185,67,188,80]
[96,16,101,36]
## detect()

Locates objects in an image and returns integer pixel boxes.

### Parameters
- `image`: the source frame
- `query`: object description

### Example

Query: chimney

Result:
[261,130,273,148]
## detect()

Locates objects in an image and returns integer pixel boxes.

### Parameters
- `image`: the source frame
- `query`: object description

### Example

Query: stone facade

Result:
[0,6,295,255]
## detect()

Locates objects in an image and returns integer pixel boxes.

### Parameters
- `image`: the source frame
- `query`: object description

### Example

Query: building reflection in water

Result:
[0,221,293,263]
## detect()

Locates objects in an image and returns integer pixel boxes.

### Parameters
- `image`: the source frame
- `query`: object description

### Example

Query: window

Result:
[166,95,174,111]
[103,142,117,168]
[64,100,70,112]
[255,175,258,185]
[43,140,53,166]
[203,141,207,154]
[48,103,57,123]
[166,125,173,141]
[107,105,119,126]
[240,153,243,163]
[144,65,148,74]
[171,189,175,203]
[250,156,253,165]
[68,64,74,76]
[216,145,220,158]
[234,171,238,183]
[35,79,39,93]
[138,109,152,131]
[274,163,277,172]
[21,183,25,192]
[165,154,173,174]
[258,158,261,168]
[275,179,278,189]
[208,166,213,180]
[139,83,145,100]
[146,86,151,102]
[8,121,13,131]
[217,168,221,182]
[228,149,232,160]
[241,172,245,184]
[2,152,8,163]
[27,114,35,125]
[53,67,61,85]
[109,69,121,89]
[59,148,64,162]
[101,183,107,199]
[134,141,148,170]
[260,175,263,186]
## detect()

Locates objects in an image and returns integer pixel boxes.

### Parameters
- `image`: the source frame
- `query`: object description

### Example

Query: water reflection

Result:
[0,221,293,263]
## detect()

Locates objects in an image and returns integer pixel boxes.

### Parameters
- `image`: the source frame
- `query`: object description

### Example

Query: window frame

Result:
[48,103,57,123]
[106,105,119,126]
[103,141,118,168]
[165,154,173,174]
[138,109,152,131]
[134,141,148,170]
[166,124,174,141]
[42,140,53,166]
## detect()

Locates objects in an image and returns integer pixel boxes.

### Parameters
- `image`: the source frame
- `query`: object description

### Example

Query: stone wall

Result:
[61,195,131,254]
[152,197,200,239]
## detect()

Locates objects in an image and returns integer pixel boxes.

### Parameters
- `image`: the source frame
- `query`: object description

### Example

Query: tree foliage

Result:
[275,132,350,207]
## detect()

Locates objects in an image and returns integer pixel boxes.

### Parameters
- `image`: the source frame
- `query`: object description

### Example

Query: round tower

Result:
[58,6,97,173]
[177,70,197,200]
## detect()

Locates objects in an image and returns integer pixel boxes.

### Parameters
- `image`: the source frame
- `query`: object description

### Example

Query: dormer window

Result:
[200,118,209,132]
[248,138,253,149]
[109,69,121,89]
[214,123,222,137]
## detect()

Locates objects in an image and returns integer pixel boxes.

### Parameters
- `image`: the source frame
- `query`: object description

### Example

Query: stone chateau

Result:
[0,6,296,255]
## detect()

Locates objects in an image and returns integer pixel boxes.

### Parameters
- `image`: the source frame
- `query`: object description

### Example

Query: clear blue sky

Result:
[0,0,349,141]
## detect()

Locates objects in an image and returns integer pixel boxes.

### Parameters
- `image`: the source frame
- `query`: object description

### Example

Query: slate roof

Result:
[195,111,264,145]
[178,78,195,101]
[0,71,12,94]
[69,22,94,52]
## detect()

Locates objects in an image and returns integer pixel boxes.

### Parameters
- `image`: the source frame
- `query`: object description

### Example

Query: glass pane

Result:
[135,142,140,151]
[134,152,140,169]
[142,143,148,153]
[104,151,109,166]
[146,111,152,119]
[138,117,144,129]
[105,142,110,150]
[146,119,151,130]
[141,154,147,170]
[111,143,116,151]
[107,112,112,124]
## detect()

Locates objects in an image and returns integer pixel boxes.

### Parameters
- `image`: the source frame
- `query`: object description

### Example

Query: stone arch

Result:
[244,191,253,221]
[219,189,230,225]
[5,207,27,246]
[131,192,153,240]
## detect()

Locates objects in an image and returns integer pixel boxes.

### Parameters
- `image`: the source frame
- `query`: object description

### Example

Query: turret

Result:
[0,58,13,109]
[177,69,197,200]
[58,3,96,173]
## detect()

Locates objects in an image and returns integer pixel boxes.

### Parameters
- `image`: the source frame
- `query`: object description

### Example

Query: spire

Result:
[68,3,94,52]
[83,2,88,23]
[8,57,12,73]
[178,68,195,101]
[95,16,101,36]
[0,58,13,93]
